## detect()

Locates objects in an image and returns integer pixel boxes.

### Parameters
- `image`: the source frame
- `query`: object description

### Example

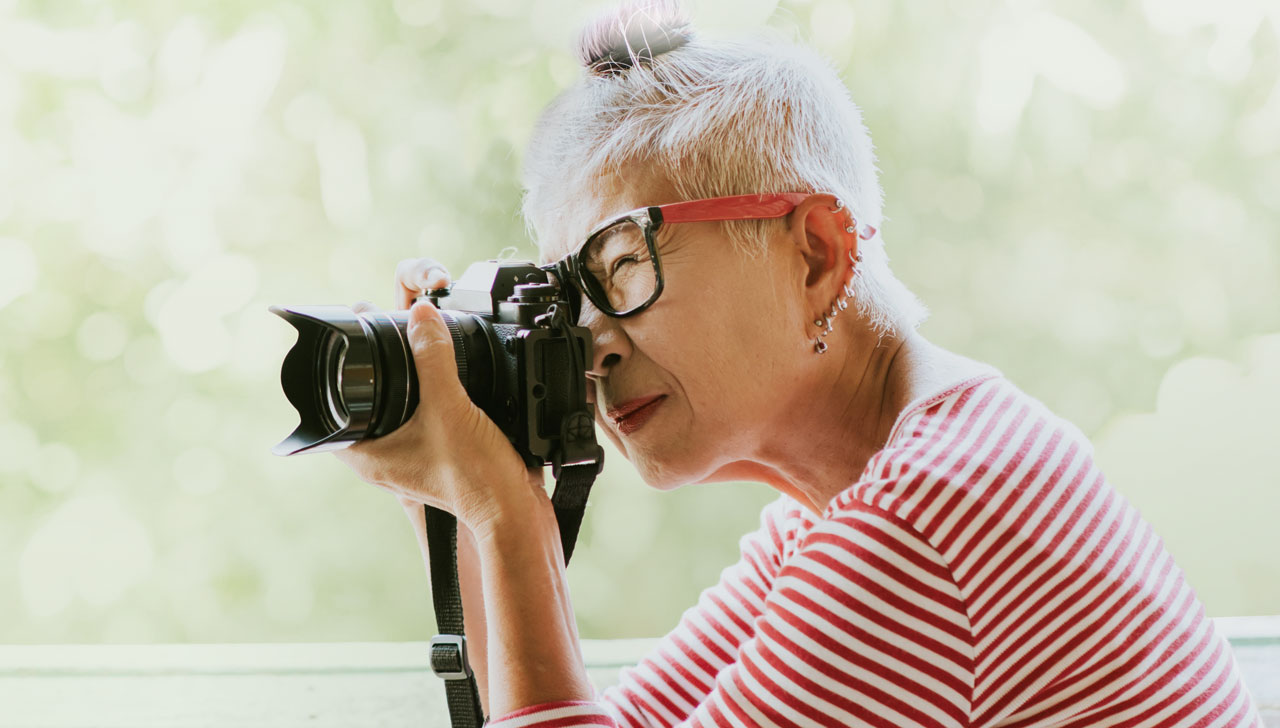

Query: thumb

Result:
[407,300,469,412]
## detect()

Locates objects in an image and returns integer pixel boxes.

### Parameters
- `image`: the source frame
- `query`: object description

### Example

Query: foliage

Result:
[1,0,1277,643]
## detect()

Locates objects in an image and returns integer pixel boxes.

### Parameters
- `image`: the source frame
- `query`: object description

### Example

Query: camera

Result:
[269,259,604,478]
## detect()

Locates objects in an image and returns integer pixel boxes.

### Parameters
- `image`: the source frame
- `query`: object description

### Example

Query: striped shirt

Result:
[492,370,1263,727]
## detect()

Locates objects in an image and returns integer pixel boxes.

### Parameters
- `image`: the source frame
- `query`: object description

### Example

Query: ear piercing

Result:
[814,196,868,354]
[813,250,863,355]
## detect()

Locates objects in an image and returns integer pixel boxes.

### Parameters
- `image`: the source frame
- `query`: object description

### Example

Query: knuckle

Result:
[395,259,417,282]
[412,258,438,277]
[411,335,432,358]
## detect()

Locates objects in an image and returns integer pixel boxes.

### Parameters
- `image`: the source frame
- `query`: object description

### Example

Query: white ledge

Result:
[0,618,1274,727]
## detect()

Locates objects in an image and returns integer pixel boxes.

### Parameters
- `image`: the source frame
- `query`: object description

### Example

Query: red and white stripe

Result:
[491,373,1263,727]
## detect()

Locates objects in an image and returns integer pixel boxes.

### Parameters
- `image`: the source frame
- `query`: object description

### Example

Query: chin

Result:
[627,447,710,492]
[642,475,688,492]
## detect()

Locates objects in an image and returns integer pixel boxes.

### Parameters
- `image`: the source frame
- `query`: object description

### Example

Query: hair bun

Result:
[576,0,694,76]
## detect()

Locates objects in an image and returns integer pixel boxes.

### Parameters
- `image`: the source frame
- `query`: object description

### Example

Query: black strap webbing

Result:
[424,459,598,727]
[549,460,596,564]
[425,505,485,728]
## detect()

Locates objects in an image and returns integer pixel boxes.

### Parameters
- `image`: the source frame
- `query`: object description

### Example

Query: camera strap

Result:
[423,459,599,728]
[424,504,484,728]
[424,300,603,727]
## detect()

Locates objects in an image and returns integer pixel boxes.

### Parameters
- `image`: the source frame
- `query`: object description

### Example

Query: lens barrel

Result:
[270,305,490,456]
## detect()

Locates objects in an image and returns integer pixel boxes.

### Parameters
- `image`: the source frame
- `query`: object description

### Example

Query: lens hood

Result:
[270,305,380,456]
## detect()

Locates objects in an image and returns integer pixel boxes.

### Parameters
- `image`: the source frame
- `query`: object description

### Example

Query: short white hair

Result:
[521,0,930,340]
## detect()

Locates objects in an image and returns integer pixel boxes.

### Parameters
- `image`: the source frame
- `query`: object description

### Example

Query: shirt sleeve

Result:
[488,501,977,728]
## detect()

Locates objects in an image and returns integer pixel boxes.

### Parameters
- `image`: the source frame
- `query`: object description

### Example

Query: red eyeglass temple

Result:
[656,193,878,239]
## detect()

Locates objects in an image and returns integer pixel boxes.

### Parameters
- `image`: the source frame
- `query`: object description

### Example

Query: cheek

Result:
[637,253,796,420]
[641,300,731,376]
[654,267,791,380]
[657,311,772,422]
[708,294,799,419]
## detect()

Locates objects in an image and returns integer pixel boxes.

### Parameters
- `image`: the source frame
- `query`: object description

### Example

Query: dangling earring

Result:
[813,249,862,354]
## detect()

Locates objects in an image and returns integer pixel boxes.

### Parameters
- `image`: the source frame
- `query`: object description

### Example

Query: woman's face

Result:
[538,175,813,490]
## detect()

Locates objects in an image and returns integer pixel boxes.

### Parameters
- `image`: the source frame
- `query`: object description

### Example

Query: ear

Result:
[787,194,859,321]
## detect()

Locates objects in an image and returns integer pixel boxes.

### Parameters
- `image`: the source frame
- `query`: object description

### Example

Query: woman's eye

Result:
[610,255,638,274]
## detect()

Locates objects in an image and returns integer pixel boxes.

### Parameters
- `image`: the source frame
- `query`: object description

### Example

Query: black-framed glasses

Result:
[539,192,877,321]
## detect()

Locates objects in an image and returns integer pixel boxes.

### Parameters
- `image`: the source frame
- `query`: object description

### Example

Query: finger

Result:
[407,299,470,416]
[352,300,378,314]
[395,258,452,310]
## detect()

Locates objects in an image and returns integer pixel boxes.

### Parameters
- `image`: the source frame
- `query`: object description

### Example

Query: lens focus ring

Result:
[365,311,413,437]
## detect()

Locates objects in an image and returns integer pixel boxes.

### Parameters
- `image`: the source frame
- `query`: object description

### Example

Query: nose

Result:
[545,259,627,392]
[578,296,628,383]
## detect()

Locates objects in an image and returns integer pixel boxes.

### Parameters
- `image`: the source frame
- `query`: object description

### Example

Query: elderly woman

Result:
[336,2,1262,726]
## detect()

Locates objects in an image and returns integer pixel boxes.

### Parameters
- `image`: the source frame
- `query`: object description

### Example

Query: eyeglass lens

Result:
[582,219,658,314]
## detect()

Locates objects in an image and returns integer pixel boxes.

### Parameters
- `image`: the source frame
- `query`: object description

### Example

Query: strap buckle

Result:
[429,634,472,681]
[551,411,605,483]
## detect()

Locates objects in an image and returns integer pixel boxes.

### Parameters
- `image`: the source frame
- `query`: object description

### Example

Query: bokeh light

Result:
[0,0,1277,645]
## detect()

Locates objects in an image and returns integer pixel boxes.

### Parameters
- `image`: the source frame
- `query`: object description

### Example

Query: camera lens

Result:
[322,335,348,429]
[269,305,498,456]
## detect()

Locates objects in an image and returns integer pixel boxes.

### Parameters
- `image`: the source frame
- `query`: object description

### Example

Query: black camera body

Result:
[270,260,603,478]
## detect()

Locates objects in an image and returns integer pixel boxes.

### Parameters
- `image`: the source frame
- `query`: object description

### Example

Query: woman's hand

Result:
[332,258,547,536]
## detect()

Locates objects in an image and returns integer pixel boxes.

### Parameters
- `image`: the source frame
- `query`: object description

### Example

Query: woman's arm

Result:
[486,500,976,728]
[471,483,596,717]
[411,491,799,727]
[400,499,492,711]
[403,475,594,718]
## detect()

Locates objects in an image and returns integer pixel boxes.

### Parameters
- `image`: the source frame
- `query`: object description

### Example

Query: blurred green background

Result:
[1,0,1277,645]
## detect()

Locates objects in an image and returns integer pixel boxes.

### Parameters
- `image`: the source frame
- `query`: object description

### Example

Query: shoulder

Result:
[777,496,978,693]
[843,373,1102,539]
[798,502,964,600]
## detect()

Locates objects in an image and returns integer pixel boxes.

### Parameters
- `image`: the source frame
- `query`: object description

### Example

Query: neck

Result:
[702,327,947,516]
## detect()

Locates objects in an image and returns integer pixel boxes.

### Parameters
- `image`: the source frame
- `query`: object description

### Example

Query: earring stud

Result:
[813,247,863,354]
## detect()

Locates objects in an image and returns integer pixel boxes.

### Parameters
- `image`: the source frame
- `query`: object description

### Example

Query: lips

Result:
[606,394,665,423]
